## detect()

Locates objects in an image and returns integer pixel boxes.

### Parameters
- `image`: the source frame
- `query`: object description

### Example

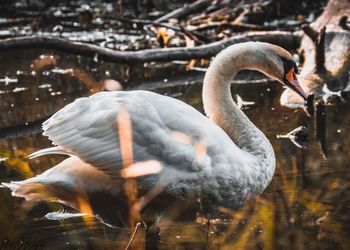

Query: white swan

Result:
[2,42,307,225]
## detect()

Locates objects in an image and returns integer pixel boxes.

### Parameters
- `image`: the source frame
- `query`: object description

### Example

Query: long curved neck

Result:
[203,43,275,191]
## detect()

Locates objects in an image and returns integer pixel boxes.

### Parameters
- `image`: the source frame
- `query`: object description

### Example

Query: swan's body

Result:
[3,42,306,226]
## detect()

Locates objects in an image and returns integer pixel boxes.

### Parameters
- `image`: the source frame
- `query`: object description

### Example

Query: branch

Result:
[301,24,319,42]
[0,31,300,63]
[301,24,326,72]
[189,22,289,32]
[315,26,326,73]
[153,0,212,23]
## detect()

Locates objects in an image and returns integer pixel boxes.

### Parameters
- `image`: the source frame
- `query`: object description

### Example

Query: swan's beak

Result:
[283,69,308,101]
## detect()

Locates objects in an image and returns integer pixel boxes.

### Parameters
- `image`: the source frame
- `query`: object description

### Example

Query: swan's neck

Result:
[203,43,275,193]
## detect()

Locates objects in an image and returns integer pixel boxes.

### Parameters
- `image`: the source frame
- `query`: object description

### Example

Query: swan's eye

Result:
[293,64,299,74]
[281,57,298,76]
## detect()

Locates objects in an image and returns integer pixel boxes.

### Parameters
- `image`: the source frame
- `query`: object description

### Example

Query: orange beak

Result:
[284,68,308,100]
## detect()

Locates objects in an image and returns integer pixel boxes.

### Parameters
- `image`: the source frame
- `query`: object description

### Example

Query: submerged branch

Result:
[0,31,300,63]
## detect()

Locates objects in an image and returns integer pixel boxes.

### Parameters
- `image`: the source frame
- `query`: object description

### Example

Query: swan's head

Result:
[255,42,307,101]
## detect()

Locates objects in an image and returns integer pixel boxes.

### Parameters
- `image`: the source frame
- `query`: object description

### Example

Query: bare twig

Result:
[190,22,283,32]
[153,0,212,23]
[125,222,146,250]
[0,31,300,63]
[114,16,181,31]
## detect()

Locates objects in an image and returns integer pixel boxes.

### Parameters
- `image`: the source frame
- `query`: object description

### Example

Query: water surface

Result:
[0,49,350,249]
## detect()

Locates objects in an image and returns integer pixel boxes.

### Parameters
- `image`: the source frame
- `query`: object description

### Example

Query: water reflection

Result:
[0,50,350,249]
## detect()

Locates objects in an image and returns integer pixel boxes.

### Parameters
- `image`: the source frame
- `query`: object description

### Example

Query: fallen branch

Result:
[0,31,300,63]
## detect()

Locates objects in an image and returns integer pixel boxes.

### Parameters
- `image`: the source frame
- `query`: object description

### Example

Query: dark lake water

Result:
[0,48,349,250]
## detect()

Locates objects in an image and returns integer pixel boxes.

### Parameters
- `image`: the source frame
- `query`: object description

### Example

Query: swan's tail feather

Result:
[2,180,78,208]
[1,182,21,191]
[28,146,73,159]
[2,181,55,202]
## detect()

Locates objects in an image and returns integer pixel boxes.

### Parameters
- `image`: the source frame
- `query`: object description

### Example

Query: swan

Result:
[2,42,307,226]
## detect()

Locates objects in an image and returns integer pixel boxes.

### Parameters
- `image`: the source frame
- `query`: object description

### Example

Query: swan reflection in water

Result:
[2,42,307,229]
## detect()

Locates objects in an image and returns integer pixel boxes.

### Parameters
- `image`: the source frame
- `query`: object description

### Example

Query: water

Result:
[0,47,349,250]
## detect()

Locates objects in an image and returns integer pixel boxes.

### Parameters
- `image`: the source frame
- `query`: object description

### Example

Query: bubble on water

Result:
[51,91,62,96]
[12,87,27,93]
[38,84,51,89]
[42,71,51,76]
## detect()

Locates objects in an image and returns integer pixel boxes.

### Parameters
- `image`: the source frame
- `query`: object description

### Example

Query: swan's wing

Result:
[40,91,233,179]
